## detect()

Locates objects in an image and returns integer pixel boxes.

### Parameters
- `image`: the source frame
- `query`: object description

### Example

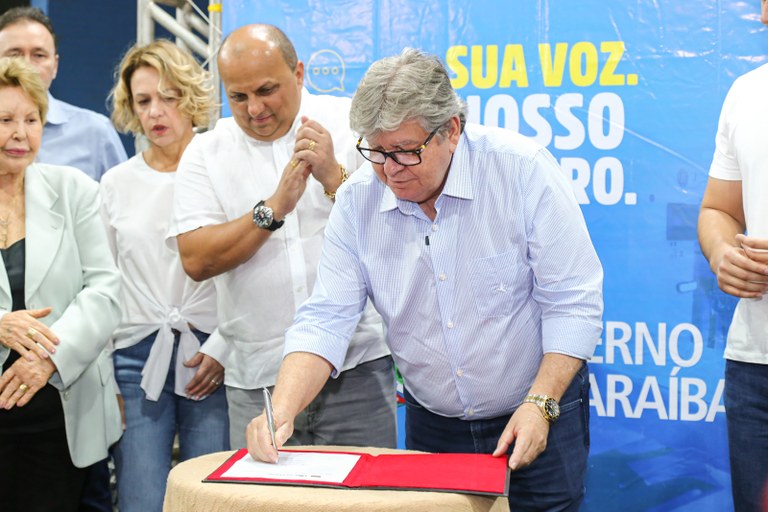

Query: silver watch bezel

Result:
[253,201,274,229]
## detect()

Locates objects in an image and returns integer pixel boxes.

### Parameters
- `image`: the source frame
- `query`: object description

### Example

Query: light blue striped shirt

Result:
[285,123,603,420]
[37,94,128,182]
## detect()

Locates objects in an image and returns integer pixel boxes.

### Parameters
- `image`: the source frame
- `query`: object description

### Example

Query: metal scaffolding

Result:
[136,0,222,125]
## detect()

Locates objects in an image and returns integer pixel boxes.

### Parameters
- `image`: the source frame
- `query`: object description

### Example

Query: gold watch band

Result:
[523,394,560,423]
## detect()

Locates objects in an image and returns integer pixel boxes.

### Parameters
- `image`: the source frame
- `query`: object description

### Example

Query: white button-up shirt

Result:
[170,90,389,389]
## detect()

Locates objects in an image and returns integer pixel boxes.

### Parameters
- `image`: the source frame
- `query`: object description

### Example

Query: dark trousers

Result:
[0,425,87,512]
[79,458,113,512]
[724,359,768,512]
[404,363,591,512]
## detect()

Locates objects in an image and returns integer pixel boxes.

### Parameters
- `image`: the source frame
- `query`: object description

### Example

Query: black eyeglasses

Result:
[356,127,439,166]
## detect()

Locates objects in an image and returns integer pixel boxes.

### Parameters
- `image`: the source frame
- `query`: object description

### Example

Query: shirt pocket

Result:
[469,250,528,318]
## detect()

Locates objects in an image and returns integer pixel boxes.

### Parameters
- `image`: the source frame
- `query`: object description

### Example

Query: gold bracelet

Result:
[324,164,349,200]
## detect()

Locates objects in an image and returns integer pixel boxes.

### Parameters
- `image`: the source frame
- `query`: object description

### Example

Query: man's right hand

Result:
[266,159,312,222]
[712,234,768,298]
[246,409,295,463]
[177,160,311,282]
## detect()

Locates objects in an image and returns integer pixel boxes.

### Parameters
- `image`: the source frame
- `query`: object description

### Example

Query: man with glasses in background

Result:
[170,23,396,451]
[247,48,604,512]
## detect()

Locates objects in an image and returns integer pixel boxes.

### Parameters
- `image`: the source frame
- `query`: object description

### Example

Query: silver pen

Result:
[262,387,279,462]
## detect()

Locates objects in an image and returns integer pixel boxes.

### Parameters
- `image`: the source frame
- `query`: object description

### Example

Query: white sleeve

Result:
[199,328,231,366]
[709,80,742,181]
[167,135,228,249]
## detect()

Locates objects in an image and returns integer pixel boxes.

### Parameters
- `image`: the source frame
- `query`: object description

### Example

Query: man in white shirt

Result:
[170,24,396,449]
[698,3,768,510]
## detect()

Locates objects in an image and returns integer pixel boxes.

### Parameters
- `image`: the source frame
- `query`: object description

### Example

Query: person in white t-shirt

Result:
[170,24,396,450]
[698,3,768,510]
[100,40,229,512]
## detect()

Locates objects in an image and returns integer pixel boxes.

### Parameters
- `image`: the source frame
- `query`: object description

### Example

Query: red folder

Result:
[205,449,510,497]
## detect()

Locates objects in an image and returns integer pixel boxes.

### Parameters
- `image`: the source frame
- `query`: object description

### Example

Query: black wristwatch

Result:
[252,200,284,231]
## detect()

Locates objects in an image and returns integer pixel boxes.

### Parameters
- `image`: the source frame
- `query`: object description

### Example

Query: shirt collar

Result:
[378,128,474,214]
[45,92,68,125]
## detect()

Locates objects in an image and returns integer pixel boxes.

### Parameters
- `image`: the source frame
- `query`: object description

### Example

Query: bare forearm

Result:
[698,177,746,273]
[177,212,271,281]
[246,352,332,462]
[527,353,584,401]
[698,207,744,272]
[272,352,333,421]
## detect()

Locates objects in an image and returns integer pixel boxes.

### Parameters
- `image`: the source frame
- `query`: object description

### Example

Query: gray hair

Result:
[350,48,466,139]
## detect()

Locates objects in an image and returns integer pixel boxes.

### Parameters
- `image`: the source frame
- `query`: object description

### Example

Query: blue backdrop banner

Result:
[223,2,768,510]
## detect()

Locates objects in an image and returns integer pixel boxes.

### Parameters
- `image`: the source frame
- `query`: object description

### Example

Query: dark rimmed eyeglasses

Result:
[356,127,439,166]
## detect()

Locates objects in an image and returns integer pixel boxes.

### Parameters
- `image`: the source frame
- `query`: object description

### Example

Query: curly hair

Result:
[110,39,216,135]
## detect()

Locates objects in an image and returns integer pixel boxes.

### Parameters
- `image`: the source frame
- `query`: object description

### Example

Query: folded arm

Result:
[698,176,768,298]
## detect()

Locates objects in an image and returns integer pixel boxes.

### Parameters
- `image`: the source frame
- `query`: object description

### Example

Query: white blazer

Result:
[0,163,122,468]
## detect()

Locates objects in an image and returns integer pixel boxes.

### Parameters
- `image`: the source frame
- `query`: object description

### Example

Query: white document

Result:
[222,452,362,483]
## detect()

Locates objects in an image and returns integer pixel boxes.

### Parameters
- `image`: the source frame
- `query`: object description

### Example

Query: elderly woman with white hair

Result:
[0,56,122,512]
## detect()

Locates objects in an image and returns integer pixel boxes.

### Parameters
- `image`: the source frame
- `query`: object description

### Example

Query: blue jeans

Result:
[113,330,229,512]
[405,363,590,512]
[724,359,768,512]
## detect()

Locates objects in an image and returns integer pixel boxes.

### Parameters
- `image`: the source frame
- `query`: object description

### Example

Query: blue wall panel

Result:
[222,2,768,510]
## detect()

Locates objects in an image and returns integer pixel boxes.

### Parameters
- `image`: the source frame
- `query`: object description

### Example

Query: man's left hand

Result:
[493,402,550,470]
[293,116,341,191]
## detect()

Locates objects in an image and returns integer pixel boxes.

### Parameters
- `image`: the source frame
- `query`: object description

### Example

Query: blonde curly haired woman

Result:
[101,40,228,512]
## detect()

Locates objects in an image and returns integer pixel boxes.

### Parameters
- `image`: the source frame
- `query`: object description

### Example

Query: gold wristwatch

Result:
[523,394,560,423]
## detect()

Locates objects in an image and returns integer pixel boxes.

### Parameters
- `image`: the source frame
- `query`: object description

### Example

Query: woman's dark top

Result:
[0,239,65,434]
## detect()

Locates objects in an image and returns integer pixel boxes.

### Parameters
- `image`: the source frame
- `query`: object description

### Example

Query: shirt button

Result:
[439,273,447,281]
[447,321,454,329]
[456,368,464,377]
[431,224,438,232]
[467,408,475,417]
[62,391,70,401]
